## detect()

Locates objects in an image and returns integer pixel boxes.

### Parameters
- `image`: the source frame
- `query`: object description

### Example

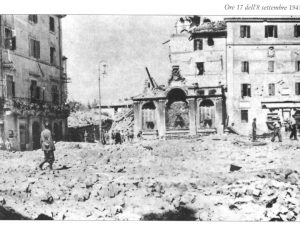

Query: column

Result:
[188,98,197,135]
[214,98,223,134]
[157,99,166,138]
[133,102,141,138]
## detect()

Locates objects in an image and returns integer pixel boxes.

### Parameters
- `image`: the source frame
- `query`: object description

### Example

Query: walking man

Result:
[290,115,298,140]
[252,118,257,141]
[39,122,55,170]
[271,117,282,142]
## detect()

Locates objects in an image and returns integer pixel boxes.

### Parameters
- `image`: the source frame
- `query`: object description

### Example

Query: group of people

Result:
[252,115,298,142]
[0,137,13,151]
[102,129,134,145]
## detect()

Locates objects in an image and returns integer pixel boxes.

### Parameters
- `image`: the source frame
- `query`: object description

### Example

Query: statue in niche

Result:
[268,46,275,58]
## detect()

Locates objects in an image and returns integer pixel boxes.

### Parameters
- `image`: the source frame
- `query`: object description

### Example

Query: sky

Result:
[62,15,178,105]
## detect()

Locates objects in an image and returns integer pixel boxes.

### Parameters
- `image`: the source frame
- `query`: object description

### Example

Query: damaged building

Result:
[133,16,300,138]
[0,15,69,150]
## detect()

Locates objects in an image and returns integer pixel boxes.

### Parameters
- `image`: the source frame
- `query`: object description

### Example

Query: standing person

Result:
[252,118,257,141]
[39,122,55,170]
[290,115,298,140]
[271,118,282,142]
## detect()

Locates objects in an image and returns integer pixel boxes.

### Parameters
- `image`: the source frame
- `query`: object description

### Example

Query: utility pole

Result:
[98,60,107,146]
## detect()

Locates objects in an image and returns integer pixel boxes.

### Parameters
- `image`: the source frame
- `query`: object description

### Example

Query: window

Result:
[296,61,300,71]
[241,110,248,123]
[30,80,40,101]
[49,16,55,32]
[196,62,204,75]
[207,37,214,46]
[28,15,38,24]
[241,83,251,98]
[241,61,249,73]
[296,82,300,95]
[208,89,216,95]
[197,90,205,96]
[4,28,16,50]
[265,25,278,38]
[240,25,250,38]
[29,39,40,59]
[50,47,55,65]
[51,85,59,104]
[268,83,275,96]
[194,39,203,51]
[6,75,15,98]
[294,24,300,37]
[268,61,275,72]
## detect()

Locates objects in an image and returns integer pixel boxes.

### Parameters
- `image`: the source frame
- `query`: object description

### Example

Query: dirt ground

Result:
[0,134,300,221]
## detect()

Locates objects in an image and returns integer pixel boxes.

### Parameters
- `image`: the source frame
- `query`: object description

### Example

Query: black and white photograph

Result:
[0,0,300,221]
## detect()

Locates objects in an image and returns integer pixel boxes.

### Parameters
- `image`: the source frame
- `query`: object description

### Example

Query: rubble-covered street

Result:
[0,134,300,221]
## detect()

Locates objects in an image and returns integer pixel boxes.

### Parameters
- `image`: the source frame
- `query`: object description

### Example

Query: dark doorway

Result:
[199,99,215,129]
[32,121,40,150]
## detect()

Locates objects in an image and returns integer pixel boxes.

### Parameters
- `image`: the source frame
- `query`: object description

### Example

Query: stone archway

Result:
[142,102,156,131]
[166,88,189,130]
[199,99,215,129]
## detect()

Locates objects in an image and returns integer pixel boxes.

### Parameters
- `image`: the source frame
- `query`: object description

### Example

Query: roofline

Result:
[224,17,300,23]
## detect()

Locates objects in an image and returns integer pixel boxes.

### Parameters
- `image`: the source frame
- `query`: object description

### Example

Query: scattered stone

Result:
[230,164,242,172]
[0,197,6,205]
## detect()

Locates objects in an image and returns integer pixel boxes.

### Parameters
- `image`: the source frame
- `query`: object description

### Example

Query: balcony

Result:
[3,97,70,118]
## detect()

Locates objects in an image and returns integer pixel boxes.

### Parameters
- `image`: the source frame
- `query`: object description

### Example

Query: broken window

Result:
[197,90,205,96]
[241,110,248,123]
[268,47,275,58]
[4,28,16,50]
[194,39,203,51]
[29,39,40,59]
[268,83,275,96]
[241,61,249,73]
[240,25,250,38]
[28,15,38,24]
[268,61,275,72]
[295,82,300,95]
[6,75,15,98]
[50,47,55,65]
[208,89,216,95]
[265,25,278,38]
[51,85,59,104]
[49,16,55,32]
[296,61,300,71]
[196,62,204,75]
[294,24,300,37]
[241,83,251,98]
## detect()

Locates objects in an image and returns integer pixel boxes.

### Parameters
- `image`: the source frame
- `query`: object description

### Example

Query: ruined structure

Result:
[0,15,69,150]
[133,16,300,138]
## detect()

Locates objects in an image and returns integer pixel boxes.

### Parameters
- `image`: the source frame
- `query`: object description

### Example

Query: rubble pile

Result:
[0,135,299,220]
[111,109,134,131]
[68,110,112,128]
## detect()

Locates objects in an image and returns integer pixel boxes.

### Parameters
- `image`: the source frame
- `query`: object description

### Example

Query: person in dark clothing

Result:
[252,118,257,141]
[39,122,55,170]
[115,130,122,145]
[290,115,298,140]
[271,118,282,142]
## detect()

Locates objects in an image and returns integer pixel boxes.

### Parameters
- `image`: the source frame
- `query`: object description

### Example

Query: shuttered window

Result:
[6,75,15,98]
[4,28,16,50]
[241,83,251,98]
[28,15,38,24]
[295,83,300,95]
[194,39,203,51]
[265,25,278,38]
[241,61,249,73]
[294,24,300,37]
[196,62,204,75]
[49,16,55,32]
[296,61,300,71]
[268,61,275,72]
[268,83,275,96]
[29,39,40,59]
[240,25,250,38]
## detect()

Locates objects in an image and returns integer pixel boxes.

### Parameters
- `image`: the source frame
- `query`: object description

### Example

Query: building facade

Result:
[133,16,300,138]
[0,15,69,150]
[226,17,300,135]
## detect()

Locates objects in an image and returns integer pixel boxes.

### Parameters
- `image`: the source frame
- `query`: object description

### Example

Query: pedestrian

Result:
[137,130,142,140]
[128,129,134,142]
[115,130,122,145]
[290,115,298,140]
[271,117,282,142]
[5,138,11,151]
[111,130,116,145]
[39,122,55,170]
[252,118,257,141]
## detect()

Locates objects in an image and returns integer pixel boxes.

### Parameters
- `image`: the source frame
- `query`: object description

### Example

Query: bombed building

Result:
[133,16,300,138]
[0,15,69,150]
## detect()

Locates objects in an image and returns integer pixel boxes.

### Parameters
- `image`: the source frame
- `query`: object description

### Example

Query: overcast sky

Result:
[62,15,178,105]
